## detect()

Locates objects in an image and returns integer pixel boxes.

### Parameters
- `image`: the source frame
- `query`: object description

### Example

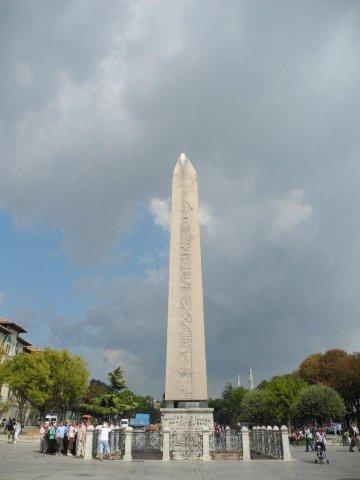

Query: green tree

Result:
[346,353,360,423]
[240,389,276,426]
[295,385,346,424]
[0,348,89,420]
[81,390,139,421]
[0,351,51,422]
[83,379,110,403]
[298,349,360,422]
[260,374,308,426]
[42,348,89,417]
[210,384,247,426]
[108,366,127,392]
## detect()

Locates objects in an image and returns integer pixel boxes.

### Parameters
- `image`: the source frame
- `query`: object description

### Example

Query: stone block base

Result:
[161,408,214,460]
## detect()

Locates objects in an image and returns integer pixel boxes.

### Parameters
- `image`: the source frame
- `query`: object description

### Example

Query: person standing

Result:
[77,422,87,457]
[55,422,66,454]
[67,421,76,456]
[349,422,359,452]
[47,423,56,454]
[39,423,47,453]
[304,426,314,452]
[98,422,113,461]
[315,427,327,451]
[12,420,22,444]
[7,419,15,442]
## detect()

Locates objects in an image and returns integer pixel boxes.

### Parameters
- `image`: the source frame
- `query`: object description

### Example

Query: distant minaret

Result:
[248,364,254,390]
[237,372,241,388]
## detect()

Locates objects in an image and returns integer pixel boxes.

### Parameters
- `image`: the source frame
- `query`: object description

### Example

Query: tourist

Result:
[7,418,15,442]
[47,422,56,454]
[304,426,314,452]
[67,421,76,456]
[77,422,87,457]
[98,421,113,461]
[315,427,327,451]
[3,418,11,434]
[39,423,47,453]
[349,422,359,452]
[55,422,67,454]
[289,430,298,446]
[12,420,22,444]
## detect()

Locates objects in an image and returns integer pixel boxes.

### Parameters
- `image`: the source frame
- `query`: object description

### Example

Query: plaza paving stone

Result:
[0,442,359,480]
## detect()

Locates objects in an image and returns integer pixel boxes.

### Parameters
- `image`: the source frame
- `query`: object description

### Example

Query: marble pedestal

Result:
[161,408,214,460]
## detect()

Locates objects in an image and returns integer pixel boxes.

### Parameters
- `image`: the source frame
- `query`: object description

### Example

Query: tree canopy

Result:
[298,349,360,421]
[295,385,346,423]
[107,366,127,392]
[0,347,89,421]
[259,374,308,426]
[210,384,247,426]
[240,389,275,426]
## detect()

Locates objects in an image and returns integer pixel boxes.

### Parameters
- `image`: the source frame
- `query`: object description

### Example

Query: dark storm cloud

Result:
[1,1,360,395]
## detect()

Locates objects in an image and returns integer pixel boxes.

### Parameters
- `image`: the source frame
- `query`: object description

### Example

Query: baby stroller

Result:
[314,441,329,464]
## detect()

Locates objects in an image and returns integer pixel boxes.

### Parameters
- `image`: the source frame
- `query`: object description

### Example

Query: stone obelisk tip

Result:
[179,152,187,163]
[174,152,196,176]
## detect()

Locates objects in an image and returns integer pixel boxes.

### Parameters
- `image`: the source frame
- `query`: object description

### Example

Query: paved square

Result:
[0,442,359,480]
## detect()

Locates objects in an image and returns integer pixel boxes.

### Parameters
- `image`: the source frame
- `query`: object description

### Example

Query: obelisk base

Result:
[161,408,214,460]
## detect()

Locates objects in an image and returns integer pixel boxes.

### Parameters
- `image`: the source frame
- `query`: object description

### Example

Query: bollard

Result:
[202,426,211,461]
[83,425,94,460]
[241,426,251,461]
[281,425,292,461]
[123,426,133,461]
[162,427,170,461]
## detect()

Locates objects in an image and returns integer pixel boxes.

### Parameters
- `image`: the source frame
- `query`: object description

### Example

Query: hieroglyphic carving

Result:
[179,185,193,399]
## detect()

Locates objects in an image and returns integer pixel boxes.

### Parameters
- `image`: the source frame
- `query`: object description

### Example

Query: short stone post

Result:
[281,425,292,461]
[202,426,211,461]
[123,426,133,461]
[162,427,170,461]
[83,425,94,460]
[241,426,250,461]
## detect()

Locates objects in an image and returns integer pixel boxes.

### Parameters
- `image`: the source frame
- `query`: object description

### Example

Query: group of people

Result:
[39,420,116,461]
[297,422,360,454]
[39,420,87,456]
[2,418,22,444]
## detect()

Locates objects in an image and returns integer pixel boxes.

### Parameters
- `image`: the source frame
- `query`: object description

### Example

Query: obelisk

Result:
[165,153,208,402]
[161,154,213,454]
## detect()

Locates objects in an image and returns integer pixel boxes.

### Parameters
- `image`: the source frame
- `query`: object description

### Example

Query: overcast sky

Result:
[1,0,360,398]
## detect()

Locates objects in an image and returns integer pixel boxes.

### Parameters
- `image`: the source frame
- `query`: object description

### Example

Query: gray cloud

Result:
[1,1,360,396]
